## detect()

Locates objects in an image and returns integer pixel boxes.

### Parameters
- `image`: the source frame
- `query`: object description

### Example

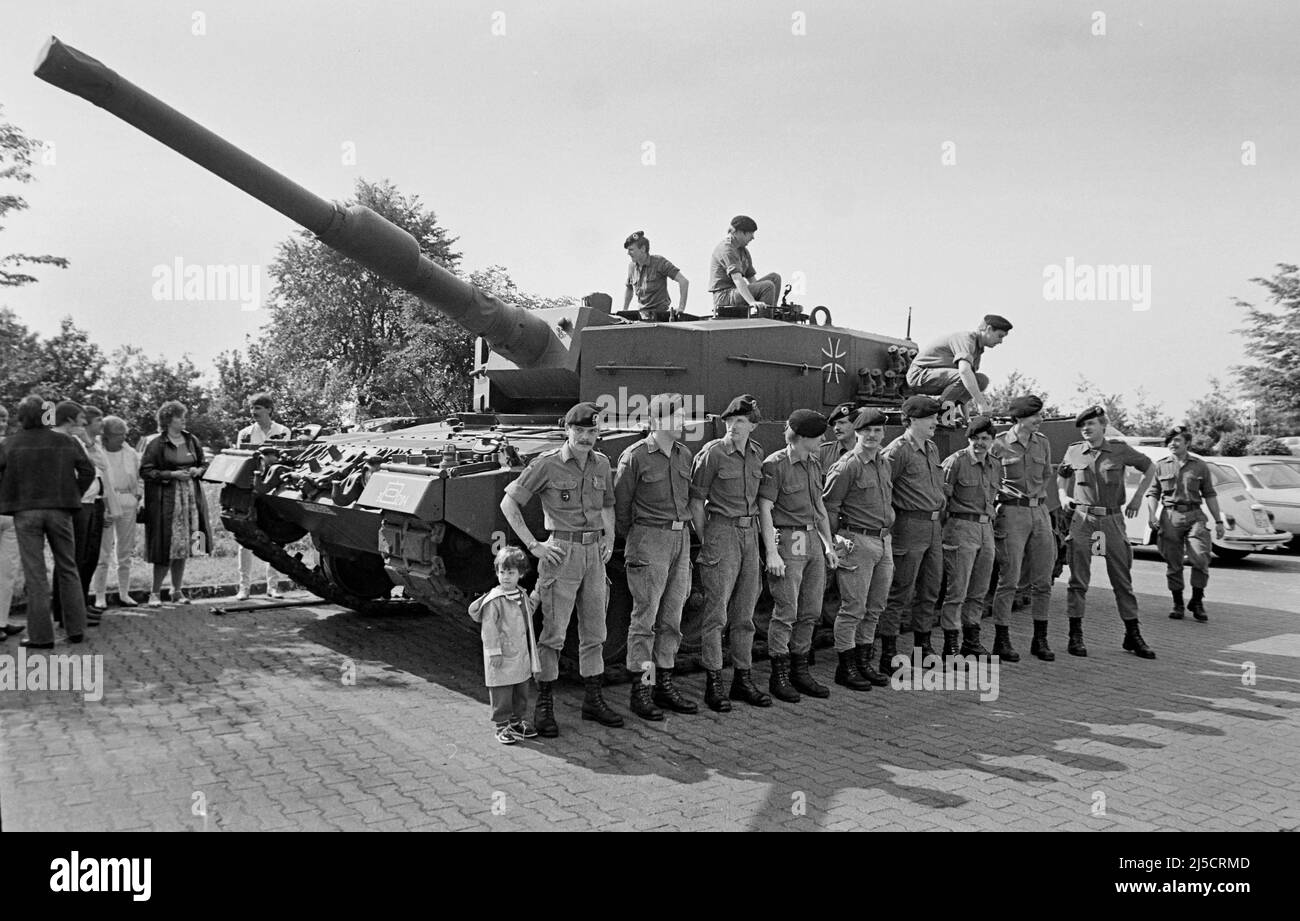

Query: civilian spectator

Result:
[0,404,24,639]
[140,401,213,607]
[92,415,143,608]
[235,393,290,599]
[0,394,95,648]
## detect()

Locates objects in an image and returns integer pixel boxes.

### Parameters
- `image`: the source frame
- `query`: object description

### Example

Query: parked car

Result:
[1207,455,1300,543]
[1123,445,1292,560]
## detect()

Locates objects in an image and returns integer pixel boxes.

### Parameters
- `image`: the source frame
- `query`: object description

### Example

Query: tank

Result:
[36,37,1082,670]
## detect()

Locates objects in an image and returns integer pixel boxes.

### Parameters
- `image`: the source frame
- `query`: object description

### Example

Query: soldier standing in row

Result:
[759,410,840,703]
[501,402,623,736]
[938,415,1000,662]
[1145,425,1225,622]
[988,395,1057,662]
[613,394,699,721]
[878,395,946,674]
[1057,405,1158,659]
[818,402,859,470]
[822,408,894,690]
[690,394,770,711]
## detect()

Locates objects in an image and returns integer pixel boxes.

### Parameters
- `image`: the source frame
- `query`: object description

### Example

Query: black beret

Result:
[901,395,943,419]
[966,415,995,438]
[827,402,859,425]
[1074,404,1106,427]
[1008,394,1044,419]
[563,401,604,427]
[787,409,828,439]
[729,215,758,233]
[983,314,1013,332]
[1164,424,1192,445]
[721,394,760,420]
[853,408,888,429]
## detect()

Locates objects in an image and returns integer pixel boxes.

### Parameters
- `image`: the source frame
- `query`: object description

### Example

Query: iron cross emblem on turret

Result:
[821,337,846,384]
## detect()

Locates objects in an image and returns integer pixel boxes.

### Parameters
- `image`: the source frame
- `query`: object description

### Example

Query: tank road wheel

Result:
[319,550,394,601]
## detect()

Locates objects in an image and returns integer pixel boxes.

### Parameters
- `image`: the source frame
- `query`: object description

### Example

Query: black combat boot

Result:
[1169,589,1185,619]
[879,634,902,676]
[534,680,559,738]
[729,669,773,707]
[1122,620,1156,659]
[1030,620,1055,661]
[941,629,961,662]
[768,655,801,703]
[834,650,873,691]
[914,630,938,665]
[855,644,889,686]
[653,667,698,714]
[991,624,1020,662]
[790,652,831,698]
[628,676,664,722]
[581,675,625,727]
[1067,617,1088,657]
[960,623,990,657]
[704,669,732,713]
[1189,588,1208,622]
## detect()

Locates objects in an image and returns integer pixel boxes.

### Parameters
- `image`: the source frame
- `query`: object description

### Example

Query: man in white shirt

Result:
[235,393,291,600]
[92,415,143,608]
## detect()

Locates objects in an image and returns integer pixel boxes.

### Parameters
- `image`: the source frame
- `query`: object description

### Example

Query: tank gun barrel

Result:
[33,36,555,366]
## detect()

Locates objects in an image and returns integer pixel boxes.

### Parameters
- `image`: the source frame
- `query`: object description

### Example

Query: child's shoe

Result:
[494,724,520,745]
[509,719,538,739]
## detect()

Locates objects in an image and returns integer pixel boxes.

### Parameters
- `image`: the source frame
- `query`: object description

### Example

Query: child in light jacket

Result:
[468,546,541,744]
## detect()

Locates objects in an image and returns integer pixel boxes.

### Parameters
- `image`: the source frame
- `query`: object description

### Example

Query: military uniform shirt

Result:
[614,435,692,533]
[1058,439,1152,509]
[989,427,1054,500]
[707,236,755,294]
[1146,455,1217,508]
[626,255,681,315]
[817,439,851,472]
[942,448,1000,516]
[759,447,827,528]
[823,450,895,532]
[909,330,983,372]
[504,443,613,532]
[689,433,764,517]
[881,432,945,512]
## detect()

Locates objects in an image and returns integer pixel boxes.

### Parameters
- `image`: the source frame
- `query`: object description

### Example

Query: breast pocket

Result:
[585,474,608,510]
[1099,462,1123,484]
[1157,475,1177,495]
[547,477,582,510]
[1071,464,1093,486]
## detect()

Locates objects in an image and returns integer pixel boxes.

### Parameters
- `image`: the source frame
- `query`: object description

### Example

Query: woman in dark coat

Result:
[140,401,213,606]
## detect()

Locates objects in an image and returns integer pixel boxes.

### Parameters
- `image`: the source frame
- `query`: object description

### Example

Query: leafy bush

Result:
[1247,435,1294,456]
[1216,432,1252,456]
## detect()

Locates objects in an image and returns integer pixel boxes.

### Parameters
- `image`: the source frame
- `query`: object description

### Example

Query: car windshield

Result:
[1208,463,1235,487]
[1249,463,1300,489]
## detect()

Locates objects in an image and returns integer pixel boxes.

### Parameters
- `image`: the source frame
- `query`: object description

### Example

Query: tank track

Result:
[221,511,438,617]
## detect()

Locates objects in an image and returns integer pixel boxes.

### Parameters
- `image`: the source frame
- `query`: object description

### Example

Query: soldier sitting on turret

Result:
[623,230,689,321]
[708,215,782,319]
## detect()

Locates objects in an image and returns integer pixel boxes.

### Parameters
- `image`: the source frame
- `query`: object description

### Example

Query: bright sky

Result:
[1,0,1294,418]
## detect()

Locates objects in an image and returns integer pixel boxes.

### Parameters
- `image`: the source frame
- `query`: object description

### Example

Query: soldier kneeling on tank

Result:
[501,402,624,737]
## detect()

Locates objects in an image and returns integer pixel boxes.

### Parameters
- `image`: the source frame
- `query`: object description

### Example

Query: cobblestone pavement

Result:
[2,553,1298,832]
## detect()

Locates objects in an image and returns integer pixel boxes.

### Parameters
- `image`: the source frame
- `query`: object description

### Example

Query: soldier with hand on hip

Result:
[501,401,623,737]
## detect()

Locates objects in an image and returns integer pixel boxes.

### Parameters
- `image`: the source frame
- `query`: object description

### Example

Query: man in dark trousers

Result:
[0,395,96,648]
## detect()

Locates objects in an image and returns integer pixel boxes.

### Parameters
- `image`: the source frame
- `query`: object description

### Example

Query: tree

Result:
[1,107,68,287]
[1074,376,1130,433]
[1186,377,1242,449]
[1235,264,1300,434]
[975,369,1060,417]
[1247,435,1292,456]
[263,177,571,421]
[0,307,42,408]
[100,346,216,446]
[1126,388,1174,438]
[28,316,106,403]
[264,178,464,417]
